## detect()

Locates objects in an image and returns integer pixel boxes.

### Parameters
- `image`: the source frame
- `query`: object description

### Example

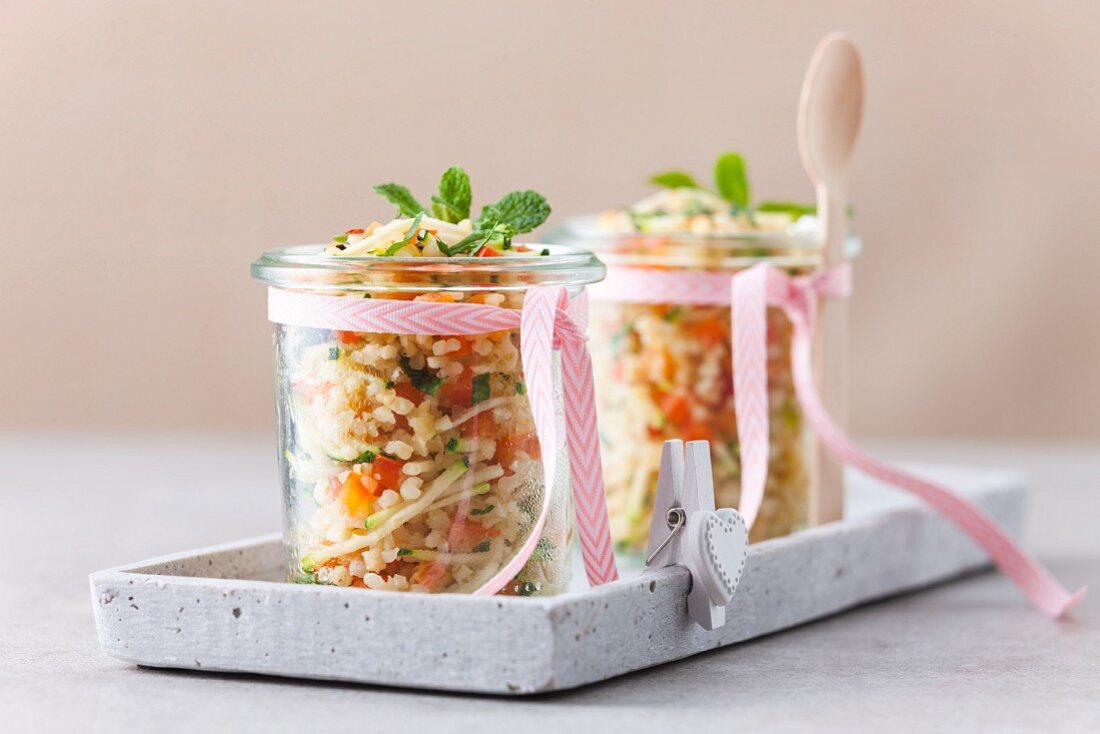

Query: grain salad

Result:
[257,167,592,595]
[557,152,827,550]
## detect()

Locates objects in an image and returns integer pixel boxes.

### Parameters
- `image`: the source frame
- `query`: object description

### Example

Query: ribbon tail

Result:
[785,309,1085,618]
[559,319,619,586]
[732,265,770,531]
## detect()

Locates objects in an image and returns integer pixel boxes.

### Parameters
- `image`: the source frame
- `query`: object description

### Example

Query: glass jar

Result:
[550,217,858,551]
[252,246,604,595]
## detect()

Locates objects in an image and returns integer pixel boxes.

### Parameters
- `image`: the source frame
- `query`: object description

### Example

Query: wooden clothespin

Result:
[645,440,749,630]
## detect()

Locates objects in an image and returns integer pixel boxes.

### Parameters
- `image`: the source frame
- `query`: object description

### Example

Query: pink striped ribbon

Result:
[268,287,618,594]
[591,265,1085,617]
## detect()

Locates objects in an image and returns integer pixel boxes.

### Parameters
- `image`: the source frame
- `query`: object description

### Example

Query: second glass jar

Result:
[553,220,853,550]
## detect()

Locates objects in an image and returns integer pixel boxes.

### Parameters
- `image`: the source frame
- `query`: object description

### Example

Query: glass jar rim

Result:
[548,215,861,269]
[252,243,606,292]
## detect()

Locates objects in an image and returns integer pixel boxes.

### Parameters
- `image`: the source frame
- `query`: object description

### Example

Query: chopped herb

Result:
[399,355,443,396]
[396,548,413,557]
[293,571,318,584]
[514,381,526,395]
[447,222,511,256]
[461,455,470,469]
[471,373,491,404]
[539,248,549,256]
[331,234,348,243]
[445,437,460,452]
[472,540,491,553]
[663,306,682,322]
[362,292,372,298]
[384,380,394,389]
[472,482,491,495]
[382,213,423,256]
[354,448,377,464]
[300,557,318,573]
[470,504,495,516]
[328,346,340,360]
[436,238,452,256]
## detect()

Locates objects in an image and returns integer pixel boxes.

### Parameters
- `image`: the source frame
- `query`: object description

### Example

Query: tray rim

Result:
[90,463,1026,694]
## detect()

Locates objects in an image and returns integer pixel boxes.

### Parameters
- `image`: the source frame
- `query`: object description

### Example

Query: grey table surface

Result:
[1,432,1097,733]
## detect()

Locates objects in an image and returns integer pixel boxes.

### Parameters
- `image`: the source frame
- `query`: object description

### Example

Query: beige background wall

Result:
[3,1,1099,439]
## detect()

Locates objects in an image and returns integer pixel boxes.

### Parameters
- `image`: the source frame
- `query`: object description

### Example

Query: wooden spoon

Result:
[797,32,864,525]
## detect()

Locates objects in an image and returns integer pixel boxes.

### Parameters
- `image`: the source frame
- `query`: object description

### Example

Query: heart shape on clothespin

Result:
[685,507,748,607]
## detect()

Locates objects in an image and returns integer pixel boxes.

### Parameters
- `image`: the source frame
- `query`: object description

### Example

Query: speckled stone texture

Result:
[90,464,1023,694]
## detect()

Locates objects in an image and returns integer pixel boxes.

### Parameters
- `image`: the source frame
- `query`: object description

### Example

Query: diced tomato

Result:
[439,368,473,407]
[346,228,365,235]
[496,433,541,468]
[417,291,460,303]
[448,520,502,553]
[658,391,692,426]
[513,244,532,252]
[461,410,498,439]
[335,331,361,344]
[361,456,404,495]
[475,246,502,257]
[682,421,715,442]
[393,381,421,404]
[448,337,474,357]
[691,318,727,347]
[341,473,376,518]
[410,561,448,591]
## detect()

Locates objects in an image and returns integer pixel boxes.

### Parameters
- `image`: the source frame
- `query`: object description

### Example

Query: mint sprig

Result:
[648,171,699,189]
[646,151,815,223]
[373,183,425,218]
[431,166,472,223]
[363,168,549,256]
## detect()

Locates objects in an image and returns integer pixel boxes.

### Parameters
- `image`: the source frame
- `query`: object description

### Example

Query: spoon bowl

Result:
[798,33,864,190]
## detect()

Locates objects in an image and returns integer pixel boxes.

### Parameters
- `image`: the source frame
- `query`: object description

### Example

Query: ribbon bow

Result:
[732,263,1085,618]
[268,286,618,594]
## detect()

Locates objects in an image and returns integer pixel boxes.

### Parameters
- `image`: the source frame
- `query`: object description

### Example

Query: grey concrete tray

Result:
[90,463,1023,695]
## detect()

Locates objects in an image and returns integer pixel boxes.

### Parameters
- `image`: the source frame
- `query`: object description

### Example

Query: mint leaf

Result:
[649,171,699,189]
[758,201,816,218]
[431,167,471,223]
[431,196,463,224]
[714,152,750,209]
[373,183,424,218]
[476,191,550,233]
